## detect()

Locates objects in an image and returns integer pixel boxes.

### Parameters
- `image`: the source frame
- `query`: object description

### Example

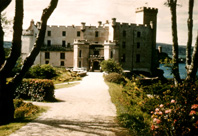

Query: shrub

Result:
[100,59,123,73]
[104,73,125,84]
[15,79,55,101]
[25,64,57,79]
[14,99,39,119]
[150,82,198,136]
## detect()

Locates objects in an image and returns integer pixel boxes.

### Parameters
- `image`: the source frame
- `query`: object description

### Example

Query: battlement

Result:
[136,7,158,13]
[115,22,149,28]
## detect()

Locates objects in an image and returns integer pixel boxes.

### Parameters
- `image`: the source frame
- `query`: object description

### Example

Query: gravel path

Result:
[10,72,128,136]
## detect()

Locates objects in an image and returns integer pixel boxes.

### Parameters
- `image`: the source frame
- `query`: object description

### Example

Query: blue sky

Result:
[4,0,198,46]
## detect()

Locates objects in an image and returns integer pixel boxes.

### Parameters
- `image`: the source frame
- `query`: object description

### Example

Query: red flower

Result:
[189,110,196,116]
[191,104,198,109]
[151,125,155,130]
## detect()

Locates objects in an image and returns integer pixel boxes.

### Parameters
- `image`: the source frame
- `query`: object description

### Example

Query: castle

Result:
[22,7,158,74]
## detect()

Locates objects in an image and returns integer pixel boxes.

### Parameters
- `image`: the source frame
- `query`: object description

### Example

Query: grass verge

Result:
[0,106,48,136]
[106,81,151,136]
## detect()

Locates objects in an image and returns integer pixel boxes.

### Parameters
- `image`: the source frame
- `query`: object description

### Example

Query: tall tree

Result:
[0,0,58,125]
[165,0,181,86]
[185,0,198,82]
[165,0,198,82]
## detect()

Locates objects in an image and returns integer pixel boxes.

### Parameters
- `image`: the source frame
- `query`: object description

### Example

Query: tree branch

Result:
[8,0,58,91]
[0,0,12,12]
[0,0,23,78]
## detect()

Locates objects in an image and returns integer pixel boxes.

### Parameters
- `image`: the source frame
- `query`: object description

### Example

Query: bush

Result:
[25,64,57,79]
[14,99,39,119]
[104,73,125,84]
[15,79,55,101]
[149,81,198,136]
[100,59,123,73]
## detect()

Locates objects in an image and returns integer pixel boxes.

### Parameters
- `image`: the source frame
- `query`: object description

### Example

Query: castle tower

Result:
[73,39,89,71]
[136,7,158,73]
[136,7,158,44]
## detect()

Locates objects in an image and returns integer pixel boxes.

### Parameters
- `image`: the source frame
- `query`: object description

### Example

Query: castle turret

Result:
[135,7,158,43]
[136,7,158,73]
[81,22,86,31]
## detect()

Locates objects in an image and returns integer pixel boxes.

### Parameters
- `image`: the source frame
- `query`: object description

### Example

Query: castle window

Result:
[79,61,81,68]
[45,60,49,64]
[136,54,140,63]
[123,30,126,37]
[111,51,113,58]
[45,52,50,59]
[62,31,66,36]
[137,42,140,48]
[137,31,141,37]
[122,41,126,48]
[79,50,82,57]
[47,31,51,36]
[60,53,65,59]
[47,40,51,46]
[62,40,66,47]
[60,61,65,66]
[95,31,99,37]
[67,43,70,48]
[77,31,80,37]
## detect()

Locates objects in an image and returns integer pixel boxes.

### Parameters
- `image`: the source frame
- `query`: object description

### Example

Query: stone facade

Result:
[22,7,158,74]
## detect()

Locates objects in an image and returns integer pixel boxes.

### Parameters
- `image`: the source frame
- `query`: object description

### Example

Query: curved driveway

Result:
[10,72,128,136]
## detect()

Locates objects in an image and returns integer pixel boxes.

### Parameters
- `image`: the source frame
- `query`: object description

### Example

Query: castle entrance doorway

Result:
[93,61,100,71]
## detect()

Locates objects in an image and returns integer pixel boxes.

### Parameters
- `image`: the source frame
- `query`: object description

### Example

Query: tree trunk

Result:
[9,0,58,91]
[0,0,58,125]
[186,35,198,81]
[0,78,14,125]
[186,0,194,66]
[0,0,23,125]
[185,0,198,82]
[169,0,181,86]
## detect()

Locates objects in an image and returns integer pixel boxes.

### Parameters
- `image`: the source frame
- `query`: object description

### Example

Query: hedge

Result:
[104,73,126,84]
[15,79,55,101]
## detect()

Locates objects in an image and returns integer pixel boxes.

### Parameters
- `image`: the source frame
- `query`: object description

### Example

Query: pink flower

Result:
[171,99,176,103]
[151,111,154,114]
[191,104,198,109]
[160,104,164,108]
[158,111,163,115]
[153,118,157,122]
[155,108,160,112]
[165,109,171,114]
[189,110,196,116]
[156,119,161,124]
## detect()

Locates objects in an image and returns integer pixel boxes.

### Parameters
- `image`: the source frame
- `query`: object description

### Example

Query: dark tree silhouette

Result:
[0,0,58,125]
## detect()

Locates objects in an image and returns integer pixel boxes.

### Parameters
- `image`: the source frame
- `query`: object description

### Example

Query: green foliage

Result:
[53,67,81,83]
[13,99,39,119]
[25,64,57,79]
[107,80,151,135]
[15,79,55,101]
[100,59,122,73]
[104,73,125,84]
